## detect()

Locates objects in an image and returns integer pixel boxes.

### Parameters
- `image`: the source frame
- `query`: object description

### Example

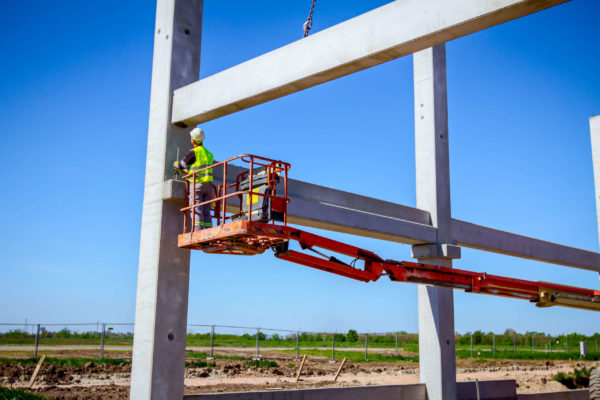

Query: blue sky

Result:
[1,0,599,336]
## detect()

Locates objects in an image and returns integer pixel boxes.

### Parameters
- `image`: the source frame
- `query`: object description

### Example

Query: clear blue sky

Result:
[1,0,599,336]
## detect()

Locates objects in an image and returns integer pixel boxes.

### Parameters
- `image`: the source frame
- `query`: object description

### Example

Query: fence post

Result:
[580,341,588,358]
[566,339,569,354]
[395,332,399,357]
[100,323,106,360]
[470,333,473,357]
[365,334,369,361]
[331,335,336,362]
[33,324,40,358]
[596,338,598,353]
[254,328,260,360]
[531,336,534,353]
[493,335,495,356]
[208,325,215,359]
[296,331,300,360]
[549,337,552,354]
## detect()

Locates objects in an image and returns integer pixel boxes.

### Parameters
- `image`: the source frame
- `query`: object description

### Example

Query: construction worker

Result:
[173,127,215,230]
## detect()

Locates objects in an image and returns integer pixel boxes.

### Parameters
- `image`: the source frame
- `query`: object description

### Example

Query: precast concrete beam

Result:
[452,219,600,272]
[163,171,437,245]
[164,174,600,270]
[172,0,569,126]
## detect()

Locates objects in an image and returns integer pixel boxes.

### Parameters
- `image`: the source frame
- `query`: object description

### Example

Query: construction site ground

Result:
[0,346,595,399]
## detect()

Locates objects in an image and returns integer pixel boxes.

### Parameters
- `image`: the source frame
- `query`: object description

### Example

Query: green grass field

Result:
[277,349,418,363]
[0,386,44,400]
[0,357,130,367]
[2,329,598,363]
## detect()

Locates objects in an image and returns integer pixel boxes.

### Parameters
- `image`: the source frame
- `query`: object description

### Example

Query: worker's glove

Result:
[173,161,183,174]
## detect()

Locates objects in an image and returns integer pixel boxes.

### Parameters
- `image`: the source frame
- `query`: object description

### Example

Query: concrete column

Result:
[130,1,203,399]
[590,116,600,250]
[412,44,457,400]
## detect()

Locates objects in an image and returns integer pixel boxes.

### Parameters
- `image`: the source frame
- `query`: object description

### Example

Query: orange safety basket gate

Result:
[178,155,600,312]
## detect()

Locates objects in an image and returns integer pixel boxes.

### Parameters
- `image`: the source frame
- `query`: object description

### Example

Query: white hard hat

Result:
[190,127,205,143]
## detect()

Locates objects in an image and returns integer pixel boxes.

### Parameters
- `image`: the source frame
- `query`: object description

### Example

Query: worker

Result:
[173,127,215,230]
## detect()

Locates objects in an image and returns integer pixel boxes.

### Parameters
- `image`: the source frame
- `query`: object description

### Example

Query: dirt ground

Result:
[0,349,595,399]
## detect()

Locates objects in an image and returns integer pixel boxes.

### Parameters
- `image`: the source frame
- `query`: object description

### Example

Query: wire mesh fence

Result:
[1,323,598,362]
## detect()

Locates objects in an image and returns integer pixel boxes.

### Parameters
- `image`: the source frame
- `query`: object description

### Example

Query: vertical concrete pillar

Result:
[130,1,203,399]
[590,116,600,250]
[412,44,457,400]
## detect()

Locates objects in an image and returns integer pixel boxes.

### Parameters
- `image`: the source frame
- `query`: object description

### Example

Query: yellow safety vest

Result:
[187,146,214,183]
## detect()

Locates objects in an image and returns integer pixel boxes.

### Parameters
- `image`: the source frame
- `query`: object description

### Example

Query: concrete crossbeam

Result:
[164,175,600,272]
[184,380,517,399]
[185,384,427,400]
[171,0,568,126]
[452,219,600,272]
[164,162,437,244]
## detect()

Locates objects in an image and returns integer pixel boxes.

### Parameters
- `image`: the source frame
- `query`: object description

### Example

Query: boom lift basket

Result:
[178,154,291,255]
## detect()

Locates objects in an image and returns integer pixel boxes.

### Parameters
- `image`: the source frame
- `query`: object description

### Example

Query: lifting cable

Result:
[303,0,317,37]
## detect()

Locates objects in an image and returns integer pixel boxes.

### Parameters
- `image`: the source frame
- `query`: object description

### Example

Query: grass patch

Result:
[0,357,130,367]
[186,360,216,368]
[455,350,600,361]
[279,349,417,363]
[0,386,45,399]
[245,360,279,368]
[553,366,594,389]
[0,338,132,346]
[186,351,244,361]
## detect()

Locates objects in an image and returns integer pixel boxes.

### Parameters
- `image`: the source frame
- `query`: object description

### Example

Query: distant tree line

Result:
[455,329,600,347]
[0,328,132,339]
[2,327,599,347]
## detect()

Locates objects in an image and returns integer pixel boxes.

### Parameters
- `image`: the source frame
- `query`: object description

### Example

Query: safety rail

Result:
[180,154,290,234]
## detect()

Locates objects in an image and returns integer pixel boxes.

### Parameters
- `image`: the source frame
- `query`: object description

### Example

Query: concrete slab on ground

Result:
[185,380,524,400]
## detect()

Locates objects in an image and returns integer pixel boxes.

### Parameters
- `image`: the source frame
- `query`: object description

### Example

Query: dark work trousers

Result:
[189,182,214,230]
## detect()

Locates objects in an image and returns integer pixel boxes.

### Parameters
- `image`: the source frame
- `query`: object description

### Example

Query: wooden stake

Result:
[28,355,46,388]
[295,354,307,382]
[333,357,347,382]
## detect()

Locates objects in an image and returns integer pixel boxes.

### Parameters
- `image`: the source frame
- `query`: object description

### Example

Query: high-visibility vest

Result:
[187,146,214,183]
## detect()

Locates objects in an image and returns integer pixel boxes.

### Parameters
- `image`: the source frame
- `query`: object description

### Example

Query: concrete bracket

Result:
[163,179,186,203]
[411,243,461,260]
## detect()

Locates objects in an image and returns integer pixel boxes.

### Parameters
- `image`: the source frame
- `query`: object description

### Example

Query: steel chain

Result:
[303,0,317,37]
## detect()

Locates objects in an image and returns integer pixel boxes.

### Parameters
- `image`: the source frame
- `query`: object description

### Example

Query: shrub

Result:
[245,360,278,368]
[346,330,358,342]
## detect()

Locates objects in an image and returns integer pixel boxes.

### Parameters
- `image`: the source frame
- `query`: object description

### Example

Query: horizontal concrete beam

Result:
[164,163,600,271]
[452,220,600,272]
[185,384,427,400]
[164,162,437,245]
[185,380,517,400]
[517,389,589,400]
[172,0,568,126]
